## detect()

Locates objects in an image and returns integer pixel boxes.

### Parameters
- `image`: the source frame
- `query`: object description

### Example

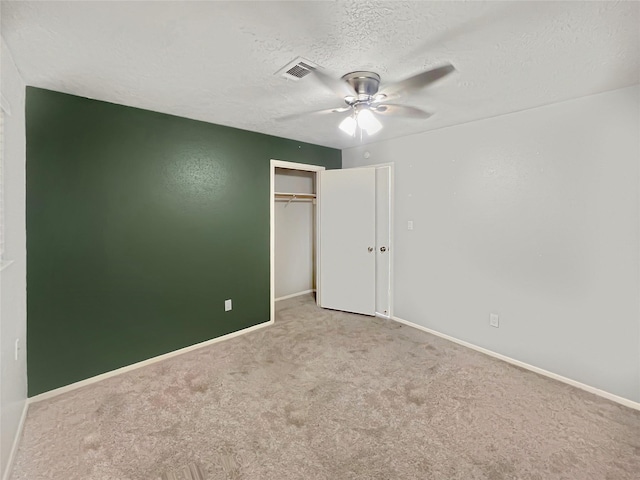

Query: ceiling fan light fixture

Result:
[357,108,382,135]
[280,64,456,140]
[338,115,357,136]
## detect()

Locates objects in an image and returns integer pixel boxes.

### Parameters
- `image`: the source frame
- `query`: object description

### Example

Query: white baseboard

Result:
[7,320,273,479]
[391,316,640,411]
[29,319,273,404]
[275,289,315,302]
[2,400,28,480]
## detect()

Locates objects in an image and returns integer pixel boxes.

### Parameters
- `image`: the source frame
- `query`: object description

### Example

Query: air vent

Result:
[276,57,319,81]
[287,62,314,79]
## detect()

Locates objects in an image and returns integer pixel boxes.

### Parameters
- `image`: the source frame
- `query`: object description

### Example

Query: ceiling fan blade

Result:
[276,106,350,122]
[379,64,455,99]
[311,69,357,98]
[373,104,432,119]
[393,3,517,68]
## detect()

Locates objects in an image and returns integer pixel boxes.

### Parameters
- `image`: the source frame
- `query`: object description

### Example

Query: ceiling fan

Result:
[278,64,456,137]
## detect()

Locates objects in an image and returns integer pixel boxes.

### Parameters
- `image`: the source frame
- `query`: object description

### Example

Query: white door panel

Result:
[318,168,376,316]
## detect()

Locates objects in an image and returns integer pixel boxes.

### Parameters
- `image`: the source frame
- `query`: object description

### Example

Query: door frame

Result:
[370,162,394,319]
[270,159,325,323]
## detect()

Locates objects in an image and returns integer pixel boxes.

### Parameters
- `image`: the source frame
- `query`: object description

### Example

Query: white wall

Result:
[0,37,28,475]
[274,169,315,298]
[343,85,640,402]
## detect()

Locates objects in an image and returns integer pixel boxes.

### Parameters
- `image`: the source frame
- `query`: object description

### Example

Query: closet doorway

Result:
[270,160,325,322]
[270,159,393,322]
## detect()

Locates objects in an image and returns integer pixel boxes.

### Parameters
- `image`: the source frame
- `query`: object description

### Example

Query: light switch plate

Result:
[225,299,232,312]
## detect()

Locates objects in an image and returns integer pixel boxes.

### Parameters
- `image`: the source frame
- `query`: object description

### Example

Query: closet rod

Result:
[274,192,316,198]
[274,192,316,207]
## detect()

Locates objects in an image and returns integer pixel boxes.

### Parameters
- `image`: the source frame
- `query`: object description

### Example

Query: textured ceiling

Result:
[1,1,638,149]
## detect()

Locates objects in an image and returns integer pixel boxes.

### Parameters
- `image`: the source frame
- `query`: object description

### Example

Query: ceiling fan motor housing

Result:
[342,71,381,99]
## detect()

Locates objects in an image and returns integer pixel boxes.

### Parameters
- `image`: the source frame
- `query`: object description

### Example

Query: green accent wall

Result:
[26,87,341,396]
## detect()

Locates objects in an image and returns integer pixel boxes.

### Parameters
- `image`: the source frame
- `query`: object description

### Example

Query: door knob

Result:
[368,247,374,252]
[380,246,387,252]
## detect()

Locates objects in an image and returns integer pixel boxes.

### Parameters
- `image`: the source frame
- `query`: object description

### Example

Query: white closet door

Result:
[317,168,376,316]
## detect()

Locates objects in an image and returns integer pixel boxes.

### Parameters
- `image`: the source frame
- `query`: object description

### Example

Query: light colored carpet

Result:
[10,294,640,479]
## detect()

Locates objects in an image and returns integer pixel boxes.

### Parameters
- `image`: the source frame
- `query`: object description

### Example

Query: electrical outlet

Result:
[407,220,414,230]
[490,313,499,328]
[225,299,232,312]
